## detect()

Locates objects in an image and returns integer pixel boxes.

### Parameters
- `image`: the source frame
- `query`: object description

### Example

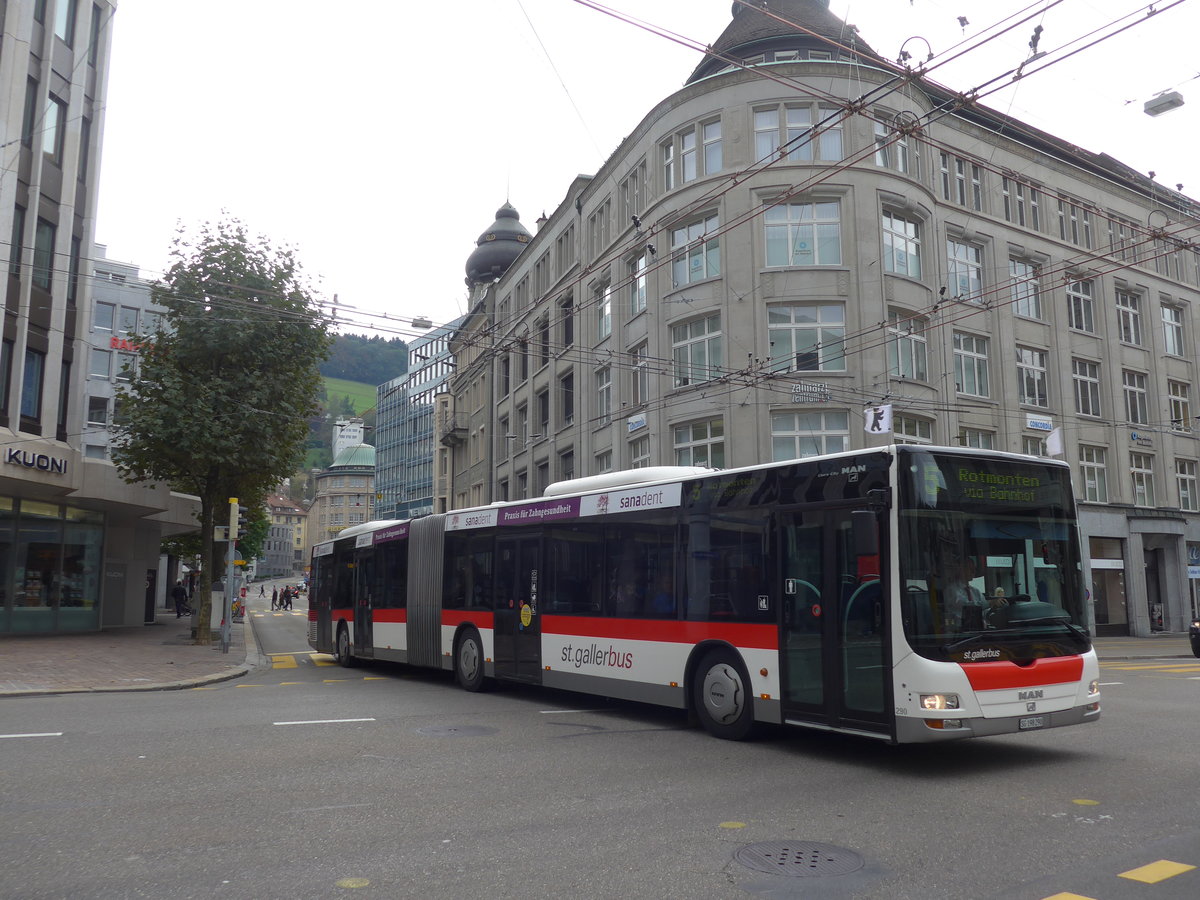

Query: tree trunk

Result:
[195,494,215,645]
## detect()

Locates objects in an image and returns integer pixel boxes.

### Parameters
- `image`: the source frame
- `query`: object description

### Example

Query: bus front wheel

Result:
[335,624,355,668]
[455,628,486,692]
[693,649,755,740]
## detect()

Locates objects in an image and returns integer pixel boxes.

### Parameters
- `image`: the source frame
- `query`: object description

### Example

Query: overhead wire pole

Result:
[222,498,239,654]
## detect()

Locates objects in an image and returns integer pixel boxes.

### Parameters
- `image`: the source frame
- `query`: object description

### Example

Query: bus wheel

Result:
[455,628,486,692]
[335,624,355,668]
[692,649,755,740]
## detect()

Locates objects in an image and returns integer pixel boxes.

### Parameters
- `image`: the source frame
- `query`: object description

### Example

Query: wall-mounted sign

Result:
[627,413,647,433]
[792,382,831,403]
[1026,416,1053,432]
[1129,431,1153,447]
[5,448,67,475]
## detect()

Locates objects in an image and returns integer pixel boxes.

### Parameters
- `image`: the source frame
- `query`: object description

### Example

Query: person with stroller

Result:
[171,580,192,618]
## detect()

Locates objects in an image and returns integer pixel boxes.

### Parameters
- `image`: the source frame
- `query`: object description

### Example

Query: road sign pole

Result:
[222,498,238,653]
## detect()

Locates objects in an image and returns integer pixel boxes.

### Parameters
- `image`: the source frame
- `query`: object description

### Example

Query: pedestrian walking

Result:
[171,581,192,618]
[283,587,293,611]
[271,587,279,611]
[259,584,265,597]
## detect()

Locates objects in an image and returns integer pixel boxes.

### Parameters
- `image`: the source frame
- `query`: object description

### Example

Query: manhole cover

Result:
[734,841,864,877]
[415,725,498,737]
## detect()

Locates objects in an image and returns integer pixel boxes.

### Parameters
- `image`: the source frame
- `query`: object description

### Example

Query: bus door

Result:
[493,536,541,682]
[777,506,889,736]
[353,549,374,658]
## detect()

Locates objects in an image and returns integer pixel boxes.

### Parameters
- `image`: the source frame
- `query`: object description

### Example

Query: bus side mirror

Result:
[852,510,878,557]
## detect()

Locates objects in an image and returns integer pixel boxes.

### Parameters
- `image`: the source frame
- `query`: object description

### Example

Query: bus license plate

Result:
[1019,716,1045,730]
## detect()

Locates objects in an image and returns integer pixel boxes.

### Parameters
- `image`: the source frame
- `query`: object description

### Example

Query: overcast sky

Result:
[94,0,1199,340]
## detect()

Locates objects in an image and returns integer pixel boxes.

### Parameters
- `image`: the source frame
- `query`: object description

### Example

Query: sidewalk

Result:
[0,608,1192,697]
[0,604,260,696]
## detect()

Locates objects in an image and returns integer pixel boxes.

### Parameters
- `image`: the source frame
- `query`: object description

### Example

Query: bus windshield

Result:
[896,450,1089,662]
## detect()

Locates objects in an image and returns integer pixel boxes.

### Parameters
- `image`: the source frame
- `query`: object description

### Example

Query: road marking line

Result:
[0,732,64,739]
[273,717,376,726]
[271,655,298,669]
[313,658,337,667]
[1118,860,1197,883]
[1099,681,1124,686]
[1039,893,1096,899]
[363,677,387,681]
[322,678,350,683]
[540,709,607,714]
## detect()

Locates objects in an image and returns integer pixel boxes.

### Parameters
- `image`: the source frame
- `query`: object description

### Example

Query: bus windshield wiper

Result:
[1015,616,1090,642]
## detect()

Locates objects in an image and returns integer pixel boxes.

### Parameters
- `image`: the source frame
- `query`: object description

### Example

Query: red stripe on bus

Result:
[960,656,1084,691]
[332,608,352,621]
[542,615,778,649]
[373,609,407,624]
[441,610,496,629]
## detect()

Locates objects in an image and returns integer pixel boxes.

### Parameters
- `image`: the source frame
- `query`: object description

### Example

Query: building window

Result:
[499,355,510,396]
[1130,452,1155,507]
[670,213,720,286]
[559,450,575,482]
[1079,445,1108,503]
[587,200,610,261]
[631,343,649,406]
[630,435,651,469]
[674,419,724,467]
[89,347,111,378]
[771,410,849,459]
[8,205,25,277]
[1058,199,1093,248]
[42,96,67,163]
[1162,305,1185,356]
[537,314,550,366]
[33,219,55,290]
[941,153,984,210]
[887,310,927,380]
[1073,359,1102,416]
[54,0,77,44]
[1169,380,1191,432]
[558,296,574,349]
[947,239,983,302]
[1123,370,1149,424]
[93,301,115,332]
[86,396,109,426]
[882,211,921,277]
[628,252,647,316]
[1023,436,1048,457]
[1115,290,1142,345]
[1016,346,1048,407]
[874,121,916,174]
[1177,460,1199,512]
[893,415,933,444]
[21,349,45,419]
[595,450,612,474]
[558,371,574,427]
[764,200,841,267]
[1010,258,1041,318]
[618,160,646,224]
[702,119,722,174]
[953,332,990,397]
[958,428,995,449]
[595,282,611,340]
[661,138,675,191]
[672,315,722,387]
[497,416,509,459]
[769,304,845,372]
[0,340,12,416]
[755,104,841,162]
[1066,279,1095,333]
[1109,216,1140,264]
[516,404,528,444]
[1001,177,1041,228]
[596,366,612,426]
[536,389,550,434]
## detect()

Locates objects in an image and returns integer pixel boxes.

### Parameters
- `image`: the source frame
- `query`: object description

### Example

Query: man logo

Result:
[1026,702,1038,713]
[1018,689,1044,701]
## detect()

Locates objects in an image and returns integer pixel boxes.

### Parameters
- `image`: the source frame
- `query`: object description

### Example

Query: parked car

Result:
[1190,618,1200,658]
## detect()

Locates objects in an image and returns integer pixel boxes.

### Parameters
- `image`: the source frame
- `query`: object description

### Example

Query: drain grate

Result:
[415,724,498,737]
[734,841,864,877]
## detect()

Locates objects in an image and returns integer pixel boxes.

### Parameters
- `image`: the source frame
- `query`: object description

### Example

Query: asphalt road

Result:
[2,597,1198,900]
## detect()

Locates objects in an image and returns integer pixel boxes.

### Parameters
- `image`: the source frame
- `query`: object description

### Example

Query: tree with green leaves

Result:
[112,218,331,642]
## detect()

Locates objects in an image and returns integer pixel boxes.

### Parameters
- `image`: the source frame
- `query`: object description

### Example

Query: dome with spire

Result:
[465,202,533,285]
[687,0,883,85]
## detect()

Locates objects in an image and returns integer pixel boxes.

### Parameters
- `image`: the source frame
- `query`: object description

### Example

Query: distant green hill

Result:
[323,376,376,416]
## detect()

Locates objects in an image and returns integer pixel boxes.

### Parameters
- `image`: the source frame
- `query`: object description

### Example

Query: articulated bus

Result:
[308,446,1100,742]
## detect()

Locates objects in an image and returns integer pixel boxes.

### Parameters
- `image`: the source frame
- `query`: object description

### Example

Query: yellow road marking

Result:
[1119,860,1196,883]
[313,657,337,667]
[1040,894,1096,900]
[363,676,387,681]
[271,655,297,669]
[323,679,349,683]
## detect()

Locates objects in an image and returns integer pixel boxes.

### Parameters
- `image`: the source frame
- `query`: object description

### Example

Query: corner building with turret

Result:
[442,0,1200,638]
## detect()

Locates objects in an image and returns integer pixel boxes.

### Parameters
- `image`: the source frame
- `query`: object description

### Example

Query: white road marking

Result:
[0,732,64,739]
[1099,681,1124,686]
[273,717,376,726]
[540,709,607,714]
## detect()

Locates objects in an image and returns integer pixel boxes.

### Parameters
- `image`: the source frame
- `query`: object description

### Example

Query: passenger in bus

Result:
[936,556,985,628]
[649,573,676,617]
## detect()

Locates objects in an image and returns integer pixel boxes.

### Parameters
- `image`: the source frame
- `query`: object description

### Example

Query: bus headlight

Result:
[920,693,960,711]
[1088,679,1100,696]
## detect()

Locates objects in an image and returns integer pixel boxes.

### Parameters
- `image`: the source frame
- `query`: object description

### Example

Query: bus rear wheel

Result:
[455,628,486,692]
[335,624,355,668]
[693,649,755,740]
